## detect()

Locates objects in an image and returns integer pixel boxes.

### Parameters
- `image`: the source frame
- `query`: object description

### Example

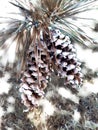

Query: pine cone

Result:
[46,29,83,87]
[53,29,82,87]
[19,45,51,109]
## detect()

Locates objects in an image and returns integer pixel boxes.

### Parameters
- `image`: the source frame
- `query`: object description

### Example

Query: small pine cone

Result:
[19,45,51,109]
[50,29,83,87]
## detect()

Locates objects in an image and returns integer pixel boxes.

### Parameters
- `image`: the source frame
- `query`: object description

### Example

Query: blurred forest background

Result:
[0,0,98,130]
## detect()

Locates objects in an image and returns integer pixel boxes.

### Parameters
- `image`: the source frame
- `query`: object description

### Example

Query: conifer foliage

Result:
[0,0,97,109]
